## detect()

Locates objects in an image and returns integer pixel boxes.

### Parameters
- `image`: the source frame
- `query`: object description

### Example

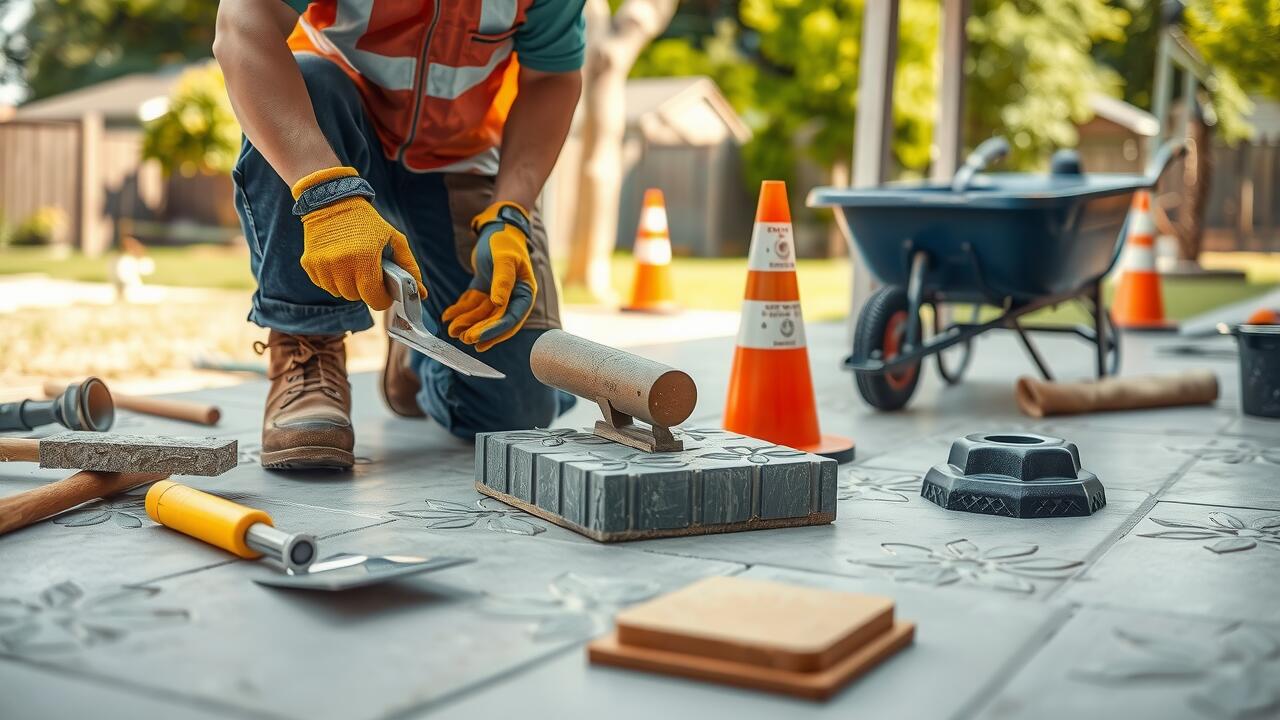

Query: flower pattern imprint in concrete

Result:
[700,445,806,464]
[848,539,1083,594]
[1138,512,1280,555]
[390,498,546,536]
[838,471,921,503]
[501,428,613,447]
[1074,624,1280,719]
[0,582,189,656]
[480,573,661,641]
[1169,442,1280,466]
[52,494,148,529]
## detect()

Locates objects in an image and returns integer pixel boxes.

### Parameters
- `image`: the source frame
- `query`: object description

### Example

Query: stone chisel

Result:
[382,259,505,379]
[0,432,238,476]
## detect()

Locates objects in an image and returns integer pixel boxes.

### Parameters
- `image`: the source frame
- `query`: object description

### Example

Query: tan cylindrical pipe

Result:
[1015,371,1219,418]
[530,330,697,427]
[44,380,220,425]
[0,470,168,536]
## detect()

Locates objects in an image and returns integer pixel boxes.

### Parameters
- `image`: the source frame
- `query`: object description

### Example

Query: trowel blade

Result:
[387,322,506,380]
[253,553,473,592]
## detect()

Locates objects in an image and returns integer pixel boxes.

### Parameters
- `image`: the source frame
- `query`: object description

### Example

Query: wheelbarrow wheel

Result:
[853,286,922,411]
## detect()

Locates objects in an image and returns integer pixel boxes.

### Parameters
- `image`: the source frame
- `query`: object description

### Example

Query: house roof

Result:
[624,76,752,145]
[14,65,189,123]
[1088,94,1160,137]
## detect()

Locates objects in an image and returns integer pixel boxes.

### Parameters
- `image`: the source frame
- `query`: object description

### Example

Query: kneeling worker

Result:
[214,0,585,468]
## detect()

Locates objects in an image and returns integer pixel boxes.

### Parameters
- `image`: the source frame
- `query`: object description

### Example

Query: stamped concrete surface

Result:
[1,323,1276,720]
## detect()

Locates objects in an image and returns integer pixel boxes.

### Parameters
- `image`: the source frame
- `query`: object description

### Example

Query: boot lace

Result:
[254,334,346,409]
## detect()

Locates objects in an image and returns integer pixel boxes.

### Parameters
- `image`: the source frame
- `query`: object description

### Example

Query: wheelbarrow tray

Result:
[808,173,1151,304]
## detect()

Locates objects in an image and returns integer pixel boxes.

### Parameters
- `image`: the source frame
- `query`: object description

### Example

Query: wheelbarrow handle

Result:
[1145,140,1187,187]
[951,137,1010,192]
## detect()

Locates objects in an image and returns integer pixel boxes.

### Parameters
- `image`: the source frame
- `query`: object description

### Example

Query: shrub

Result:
[11,207,68,246]
[142,61,242,177]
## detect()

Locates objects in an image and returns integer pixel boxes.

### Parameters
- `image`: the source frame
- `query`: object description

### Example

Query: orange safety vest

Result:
[288,0,532,173]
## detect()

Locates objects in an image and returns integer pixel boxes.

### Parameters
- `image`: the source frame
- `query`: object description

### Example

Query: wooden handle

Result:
[0,438,40,463]
[0,471,169,535]
[43,380,220,425]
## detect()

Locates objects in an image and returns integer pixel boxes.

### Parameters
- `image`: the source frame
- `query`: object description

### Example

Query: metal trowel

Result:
[145,482,472,592]
[382,259,505,379]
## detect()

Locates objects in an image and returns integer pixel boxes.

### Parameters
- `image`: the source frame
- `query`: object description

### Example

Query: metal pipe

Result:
[245,523,317,575]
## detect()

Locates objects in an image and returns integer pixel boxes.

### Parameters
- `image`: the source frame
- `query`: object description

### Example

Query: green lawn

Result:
[0,245,255,290]
[2,245,1274,324]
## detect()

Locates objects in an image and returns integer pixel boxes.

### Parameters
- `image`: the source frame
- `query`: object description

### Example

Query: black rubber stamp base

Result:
[921,432,1106,518]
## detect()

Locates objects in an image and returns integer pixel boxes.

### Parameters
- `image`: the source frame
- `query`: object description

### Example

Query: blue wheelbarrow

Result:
[807,139,1185,410]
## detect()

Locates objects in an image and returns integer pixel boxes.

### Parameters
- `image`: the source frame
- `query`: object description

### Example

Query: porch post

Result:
[931,0,968,182]
[848,0,900,326]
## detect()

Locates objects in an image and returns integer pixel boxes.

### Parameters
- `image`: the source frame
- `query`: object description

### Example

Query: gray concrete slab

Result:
[1164,439,1280,511]
[971,606,1280,720]
[428,565,1065,720]
[1,523,739,720]
[1063,500,1280,624]
[1,321,1269,720]
[0,658,241,720]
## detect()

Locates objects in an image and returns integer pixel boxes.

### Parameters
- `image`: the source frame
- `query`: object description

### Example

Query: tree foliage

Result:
[636,0,1131,184]
[1185,0,1280,101]
[1,0,215,100]
[142,62,241,177]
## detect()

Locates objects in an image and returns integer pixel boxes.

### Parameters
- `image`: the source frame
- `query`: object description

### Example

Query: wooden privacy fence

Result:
[0,114,165,256]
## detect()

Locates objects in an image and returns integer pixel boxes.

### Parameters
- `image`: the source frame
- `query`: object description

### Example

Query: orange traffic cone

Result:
[1112,191,1173,330]
[723,181,855,463]
[623,189,678,314]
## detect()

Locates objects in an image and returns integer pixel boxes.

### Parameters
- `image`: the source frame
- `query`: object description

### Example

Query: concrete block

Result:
[475,429,837,542]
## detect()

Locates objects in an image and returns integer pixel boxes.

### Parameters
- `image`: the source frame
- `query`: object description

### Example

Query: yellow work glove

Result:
[442,201,537,352]
[291,166,426,311]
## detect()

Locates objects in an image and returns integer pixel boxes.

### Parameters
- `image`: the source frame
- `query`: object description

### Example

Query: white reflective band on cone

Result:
[747,223,796,271]
[736,300,807,349]
[1123,246,1156,269]
[640,206,669,235]
[1128,211,1156,238]
[634,237,671,266]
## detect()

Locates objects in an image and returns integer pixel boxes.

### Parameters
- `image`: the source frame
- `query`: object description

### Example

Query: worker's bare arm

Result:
[493,66,583,211]
[213,0,340,186]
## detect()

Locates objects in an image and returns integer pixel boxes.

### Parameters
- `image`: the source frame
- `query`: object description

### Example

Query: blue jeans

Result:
[232,54,572,439]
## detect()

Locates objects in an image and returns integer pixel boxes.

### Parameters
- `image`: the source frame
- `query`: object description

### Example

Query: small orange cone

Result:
[723,181,855,463]
[623,189,679,314]
[1112,191,1173,330]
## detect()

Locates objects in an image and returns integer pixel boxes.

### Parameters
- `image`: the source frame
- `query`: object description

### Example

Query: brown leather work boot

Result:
[256,331,354,470]
[381,311,426,418]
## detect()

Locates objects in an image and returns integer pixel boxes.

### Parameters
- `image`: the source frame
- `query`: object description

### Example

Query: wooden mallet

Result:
[0,432,237,536]
[43,379,221,426]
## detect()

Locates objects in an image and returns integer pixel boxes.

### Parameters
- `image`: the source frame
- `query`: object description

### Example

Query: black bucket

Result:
[1235,325,1280,418]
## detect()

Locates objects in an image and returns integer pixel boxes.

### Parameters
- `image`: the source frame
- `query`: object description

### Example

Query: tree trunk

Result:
[561,0,676,302]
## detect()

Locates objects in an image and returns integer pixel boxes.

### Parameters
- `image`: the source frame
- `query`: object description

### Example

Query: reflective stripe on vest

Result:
[426,43,513,100]
[291,0,524,172]
[301,2,415,92]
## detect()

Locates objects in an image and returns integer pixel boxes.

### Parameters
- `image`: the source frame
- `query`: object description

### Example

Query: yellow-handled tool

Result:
[146,481,317,574]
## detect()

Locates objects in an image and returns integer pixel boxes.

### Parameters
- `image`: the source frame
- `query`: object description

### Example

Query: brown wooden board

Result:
[588,621,916,701]
[614,576,895,672]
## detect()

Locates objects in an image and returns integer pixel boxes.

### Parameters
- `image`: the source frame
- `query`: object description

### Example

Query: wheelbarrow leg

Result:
[1011,318,1053,381]
[904,249,928,352]
[1092,280,1107,378]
